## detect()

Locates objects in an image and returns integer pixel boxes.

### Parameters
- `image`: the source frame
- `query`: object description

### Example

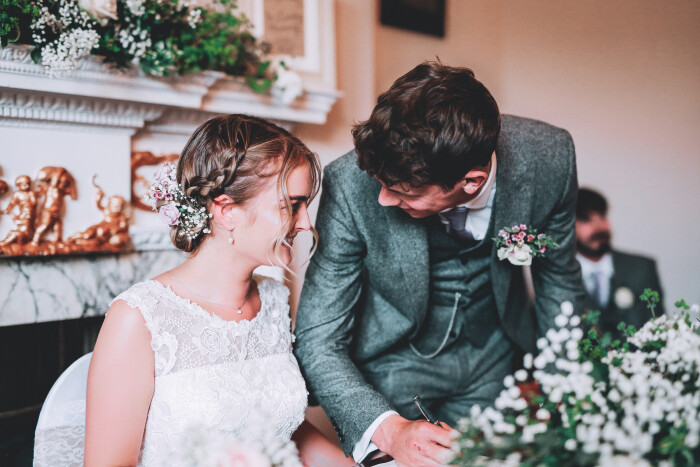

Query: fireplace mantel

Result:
[0,45,339,128]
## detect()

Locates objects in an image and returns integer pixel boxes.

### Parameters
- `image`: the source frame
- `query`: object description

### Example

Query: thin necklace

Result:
[168,273,251,314]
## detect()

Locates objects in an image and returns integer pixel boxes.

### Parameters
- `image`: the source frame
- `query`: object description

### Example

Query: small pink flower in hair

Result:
[158,204,181,226]
[164,193,173,201]
[527,234,535,242]
[153,190,164,199]
[539,246,547,253]
[154,164,172,182]
[520,224,527,231]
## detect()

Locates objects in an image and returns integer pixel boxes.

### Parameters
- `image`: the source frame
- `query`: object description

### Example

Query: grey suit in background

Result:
[294,115,587,454]
[582,250,664,339]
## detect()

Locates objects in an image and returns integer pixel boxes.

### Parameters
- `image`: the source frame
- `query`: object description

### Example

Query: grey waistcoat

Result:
[410,215,500,355]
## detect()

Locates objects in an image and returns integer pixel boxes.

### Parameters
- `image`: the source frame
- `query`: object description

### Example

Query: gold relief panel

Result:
[0,166,132,256]
[131,151,179,212]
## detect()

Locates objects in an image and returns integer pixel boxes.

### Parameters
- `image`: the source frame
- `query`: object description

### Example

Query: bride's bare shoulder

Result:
[93,297,153,363]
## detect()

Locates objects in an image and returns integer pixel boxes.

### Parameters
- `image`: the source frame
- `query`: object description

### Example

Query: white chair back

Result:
[36,352,93,431]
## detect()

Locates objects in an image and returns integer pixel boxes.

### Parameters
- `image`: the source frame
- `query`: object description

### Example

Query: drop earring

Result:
[228,229,234,244]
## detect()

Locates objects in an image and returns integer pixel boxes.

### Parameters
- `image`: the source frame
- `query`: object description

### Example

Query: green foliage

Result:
[454,299,700,466]
[640,288,660,318]
[0,0,40,48]
[583,309,601,325]
[2,0,274,89]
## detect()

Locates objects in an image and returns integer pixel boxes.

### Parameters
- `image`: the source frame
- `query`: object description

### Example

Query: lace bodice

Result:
[33,276,308,467]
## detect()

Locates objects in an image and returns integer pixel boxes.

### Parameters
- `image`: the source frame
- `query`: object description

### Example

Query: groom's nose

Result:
[378,187,400,207]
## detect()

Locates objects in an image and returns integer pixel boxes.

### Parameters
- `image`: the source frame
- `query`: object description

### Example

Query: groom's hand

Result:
[372,414,458,466]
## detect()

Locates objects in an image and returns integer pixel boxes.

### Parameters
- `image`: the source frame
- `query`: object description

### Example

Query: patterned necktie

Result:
[589,270,608,308]
[442,206,475,243]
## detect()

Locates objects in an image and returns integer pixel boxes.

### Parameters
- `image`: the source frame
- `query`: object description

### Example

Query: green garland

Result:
[0,0,273,91]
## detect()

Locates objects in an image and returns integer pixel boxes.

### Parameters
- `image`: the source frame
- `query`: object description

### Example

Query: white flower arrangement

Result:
[78,0,117,25]
[7,0,293,97]
[31,2,100,76]
[177,423,302,467]
[271,61,303,105]
[145,162,212,240]
[452,296,700,466]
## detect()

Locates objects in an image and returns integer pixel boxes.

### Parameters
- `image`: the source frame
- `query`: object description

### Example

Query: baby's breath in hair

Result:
[146,162,212,240]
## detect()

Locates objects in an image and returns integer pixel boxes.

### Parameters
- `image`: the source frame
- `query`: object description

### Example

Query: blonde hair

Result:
[171,114,321,268]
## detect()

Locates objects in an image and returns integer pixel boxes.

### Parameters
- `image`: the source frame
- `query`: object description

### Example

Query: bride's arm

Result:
[85,300,155,466]
[292,420,356,467]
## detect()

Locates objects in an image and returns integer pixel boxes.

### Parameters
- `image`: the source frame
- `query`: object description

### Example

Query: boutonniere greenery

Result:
[494,224,559,266]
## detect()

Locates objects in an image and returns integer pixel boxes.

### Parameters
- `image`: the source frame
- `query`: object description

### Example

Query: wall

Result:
[289,0,377,443]
[373,0,700,310]
[290,0,377,310]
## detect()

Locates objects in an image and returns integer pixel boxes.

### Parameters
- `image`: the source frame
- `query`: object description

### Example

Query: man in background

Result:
[576,188,664,338]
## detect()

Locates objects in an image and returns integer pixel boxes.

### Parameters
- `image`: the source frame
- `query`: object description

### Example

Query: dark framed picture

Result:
[380,0,446,38]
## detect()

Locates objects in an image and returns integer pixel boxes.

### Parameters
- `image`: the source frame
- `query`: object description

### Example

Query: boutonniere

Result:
[494,224,559,266]
[614,287,635,309]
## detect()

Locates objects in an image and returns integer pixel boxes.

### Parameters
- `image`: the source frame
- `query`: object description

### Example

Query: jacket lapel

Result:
[382,206,430,322]
[491,141,536,317]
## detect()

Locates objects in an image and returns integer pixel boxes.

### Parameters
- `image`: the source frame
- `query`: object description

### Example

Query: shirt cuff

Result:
[352,410,399,462]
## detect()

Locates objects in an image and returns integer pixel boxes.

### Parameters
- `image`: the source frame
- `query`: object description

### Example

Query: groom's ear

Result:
[461,168,489,195]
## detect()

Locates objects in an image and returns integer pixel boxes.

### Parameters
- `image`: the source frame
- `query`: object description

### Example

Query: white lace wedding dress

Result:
[33,276,308,466]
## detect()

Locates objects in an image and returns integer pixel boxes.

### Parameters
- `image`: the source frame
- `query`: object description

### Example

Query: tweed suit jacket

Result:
[293,115,587,454]
[582,250,664,337]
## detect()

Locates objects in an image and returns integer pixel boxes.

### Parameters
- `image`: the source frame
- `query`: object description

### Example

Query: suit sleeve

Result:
[530,132,587,339]
[293,164,394,455]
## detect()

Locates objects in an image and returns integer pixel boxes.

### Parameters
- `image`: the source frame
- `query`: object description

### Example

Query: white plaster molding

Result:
[0,45,222,109]
[0,90,164,129]
[204,78,340,125]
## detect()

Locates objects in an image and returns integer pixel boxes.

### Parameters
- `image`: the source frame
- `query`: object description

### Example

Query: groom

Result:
[294,62,585,466]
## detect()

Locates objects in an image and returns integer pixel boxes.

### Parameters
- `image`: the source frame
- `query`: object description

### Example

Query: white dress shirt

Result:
[352,154,498,463]
[437,152,497,240]
[577,252,614,307]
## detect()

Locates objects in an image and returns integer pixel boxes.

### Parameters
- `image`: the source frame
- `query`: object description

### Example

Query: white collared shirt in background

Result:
[577,252,614,307]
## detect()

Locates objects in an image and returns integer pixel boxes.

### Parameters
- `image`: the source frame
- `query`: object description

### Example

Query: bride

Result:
[81,114,353,466]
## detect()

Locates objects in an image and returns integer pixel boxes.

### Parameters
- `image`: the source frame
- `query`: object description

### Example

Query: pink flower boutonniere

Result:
[494,224,559,266]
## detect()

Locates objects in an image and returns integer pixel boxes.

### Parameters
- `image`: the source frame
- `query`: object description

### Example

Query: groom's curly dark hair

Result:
[353,61,501,191]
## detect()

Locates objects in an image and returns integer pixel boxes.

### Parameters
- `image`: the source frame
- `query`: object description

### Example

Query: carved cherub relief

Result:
[0,175,38,248]
[67,176,130,252]
[31,166,78,246]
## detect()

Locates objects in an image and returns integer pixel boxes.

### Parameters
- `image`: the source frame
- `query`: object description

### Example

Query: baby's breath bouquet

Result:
[177,422,303,467]
[1,0,274,89]
[453,292,700,466]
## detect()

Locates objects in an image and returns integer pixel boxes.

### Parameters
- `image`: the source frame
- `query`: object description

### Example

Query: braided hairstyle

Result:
[172,114,321,257]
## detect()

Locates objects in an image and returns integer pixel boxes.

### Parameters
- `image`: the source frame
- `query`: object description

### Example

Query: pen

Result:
[413,395,441,425]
